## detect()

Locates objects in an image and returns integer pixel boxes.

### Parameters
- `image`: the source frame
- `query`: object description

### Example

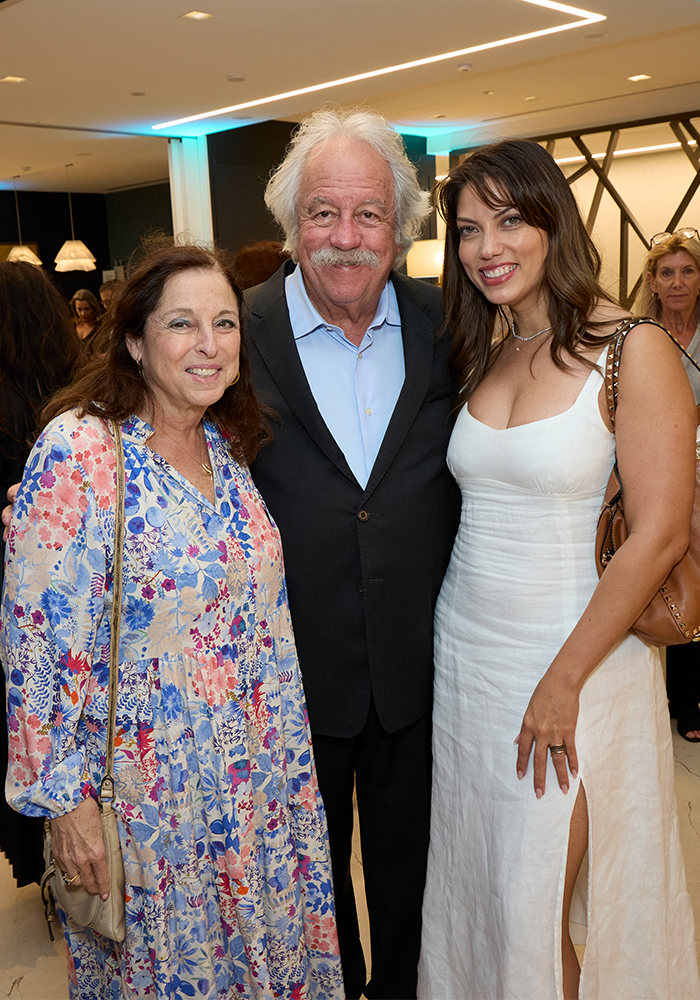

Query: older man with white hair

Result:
[245,108,460,1000]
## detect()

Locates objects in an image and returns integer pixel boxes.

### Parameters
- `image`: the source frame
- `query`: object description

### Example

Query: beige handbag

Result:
[40,420,126,942]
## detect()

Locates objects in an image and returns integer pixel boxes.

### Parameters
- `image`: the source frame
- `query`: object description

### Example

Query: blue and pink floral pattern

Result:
[1,411,343,1000]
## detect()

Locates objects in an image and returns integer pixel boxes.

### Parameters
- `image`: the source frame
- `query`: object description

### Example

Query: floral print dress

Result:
[1,411,343,1000]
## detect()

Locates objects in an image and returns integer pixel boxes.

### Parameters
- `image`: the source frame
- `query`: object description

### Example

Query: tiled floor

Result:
[0,869,68,1000]
[2,725,699,999]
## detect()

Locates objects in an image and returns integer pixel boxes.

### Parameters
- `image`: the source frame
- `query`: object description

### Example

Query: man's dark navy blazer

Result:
[244,260,461,738]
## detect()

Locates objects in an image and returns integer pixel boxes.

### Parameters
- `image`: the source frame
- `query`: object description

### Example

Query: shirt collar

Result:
[121,413,153,441]
[121,413,218,444]
[285,262,399,341]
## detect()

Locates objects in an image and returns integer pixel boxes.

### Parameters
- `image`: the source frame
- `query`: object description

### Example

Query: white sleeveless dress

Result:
[418,355,700,1000]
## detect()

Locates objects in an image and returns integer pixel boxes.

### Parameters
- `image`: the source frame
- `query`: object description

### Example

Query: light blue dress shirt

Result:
[285,264,405,488]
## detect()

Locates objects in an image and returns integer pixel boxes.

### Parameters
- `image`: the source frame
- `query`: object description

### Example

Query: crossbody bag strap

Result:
[100,420,125,805]
[605,316,694,430]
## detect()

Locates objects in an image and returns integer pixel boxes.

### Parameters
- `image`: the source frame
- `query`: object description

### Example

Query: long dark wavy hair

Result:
[436,139,618,408]
[44,241,272,465]
[0,261,79,451]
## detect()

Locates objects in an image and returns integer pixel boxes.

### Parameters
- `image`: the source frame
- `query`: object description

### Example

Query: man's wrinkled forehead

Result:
[297,138,396,211]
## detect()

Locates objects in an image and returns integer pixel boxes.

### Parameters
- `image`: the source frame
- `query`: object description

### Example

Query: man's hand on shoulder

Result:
[3,483,19,541]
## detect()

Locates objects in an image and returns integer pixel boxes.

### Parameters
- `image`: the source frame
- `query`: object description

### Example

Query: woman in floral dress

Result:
[1,242,343,1000]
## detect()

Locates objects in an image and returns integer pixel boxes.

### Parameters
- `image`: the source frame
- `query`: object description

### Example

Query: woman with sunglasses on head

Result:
[635,228,700,742]
[417,140,699,1000]
[637,228,700,394]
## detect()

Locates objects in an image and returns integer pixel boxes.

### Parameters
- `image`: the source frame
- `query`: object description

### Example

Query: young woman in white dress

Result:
[417,139,700,1000]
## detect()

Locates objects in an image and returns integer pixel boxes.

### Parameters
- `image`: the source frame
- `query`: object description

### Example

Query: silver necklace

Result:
[511,322,552,351]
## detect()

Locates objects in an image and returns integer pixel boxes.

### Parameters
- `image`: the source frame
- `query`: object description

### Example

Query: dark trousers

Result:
[667,641,700,727]
[312,700,432,1000]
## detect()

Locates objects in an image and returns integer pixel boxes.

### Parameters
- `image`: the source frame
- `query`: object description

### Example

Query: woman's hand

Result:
[515,670,581,798]
[50,797,110,898]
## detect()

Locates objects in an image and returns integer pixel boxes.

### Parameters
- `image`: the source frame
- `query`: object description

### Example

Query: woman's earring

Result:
[231,371,240,386]
[136,359,144,377]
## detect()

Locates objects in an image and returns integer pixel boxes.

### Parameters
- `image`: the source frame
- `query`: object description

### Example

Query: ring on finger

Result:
[62,871,79,885]
[549,743,566,756]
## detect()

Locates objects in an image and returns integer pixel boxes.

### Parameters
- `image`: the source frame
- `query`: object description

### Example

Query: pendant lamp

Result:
[54,164,96,272]
[7,176,42,265]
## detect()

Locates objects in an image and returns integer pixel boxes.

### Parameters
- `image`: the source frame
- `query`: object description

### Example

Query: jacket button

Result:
[357,581,364,592]
[357,510,369,521]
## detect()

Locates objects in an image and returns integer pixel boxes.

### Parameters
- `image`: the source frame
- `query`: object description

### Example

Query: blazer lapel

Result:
[362,272,436,500]
[246,263,360,486]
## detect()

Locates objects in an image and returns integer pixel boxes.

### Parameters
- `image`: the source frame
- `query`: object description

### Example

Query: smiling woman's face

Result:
[455,184,549,316]
[126,267,240,423]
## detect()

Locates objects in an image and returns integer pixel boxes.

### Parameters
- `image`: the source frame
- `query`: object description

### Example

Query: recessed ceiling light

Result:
[432,114,447,119]
[584,31,607,38]
[0,76,26,83]
[131,91,145,97]
[181,10,212,20]
[153,0,607,131]
[483,90,495,95]
[628,74,650,82]
[227,75,245,83]
[457,63,473,73]
[525,95,539,101]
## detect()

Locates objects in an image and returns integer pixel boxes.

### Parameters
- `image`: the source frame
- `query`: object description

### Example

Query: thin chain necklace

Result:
[152,423,212,477]
[511,322,552,351]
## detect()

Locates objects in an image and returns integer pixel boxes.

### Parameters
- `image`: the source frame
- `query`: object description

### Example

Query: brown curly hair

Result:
[43,240,272,465]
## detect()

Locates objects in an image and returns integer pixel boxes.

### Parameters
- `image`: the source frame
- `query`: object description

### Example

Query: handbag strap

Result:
[100,420,125,805]
[605,316,700,429]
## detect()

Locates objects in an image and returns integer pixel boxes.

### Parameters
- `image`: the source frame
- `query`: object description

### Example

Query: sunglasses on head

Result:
[650,228,699,248]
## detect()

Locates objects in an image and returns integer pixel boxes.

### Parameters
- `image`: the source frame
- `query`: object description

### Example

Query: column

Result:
[167,136,213,243]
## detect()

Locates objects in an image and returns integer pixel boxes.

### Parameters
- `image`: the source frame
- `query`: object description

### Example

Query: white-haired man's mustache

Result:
[309,248,380,268]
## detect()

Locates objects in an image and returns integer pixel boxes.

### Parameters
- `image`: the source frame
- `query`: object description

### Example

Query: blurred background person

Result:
[636,228,700,399]
[635,228,700,742]
[69,287,101,340]
[99,279,119,311]
[233,239,291,290]
[0,260,79,887]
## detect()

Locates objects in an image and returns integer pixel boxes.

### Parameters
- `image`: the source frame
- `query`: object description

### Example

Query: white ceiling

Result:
[0,0,698,193]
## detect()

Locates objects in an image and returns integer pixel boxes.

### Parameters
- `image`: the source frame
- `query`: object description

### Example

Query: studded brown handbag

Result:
[596,318,700,646]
